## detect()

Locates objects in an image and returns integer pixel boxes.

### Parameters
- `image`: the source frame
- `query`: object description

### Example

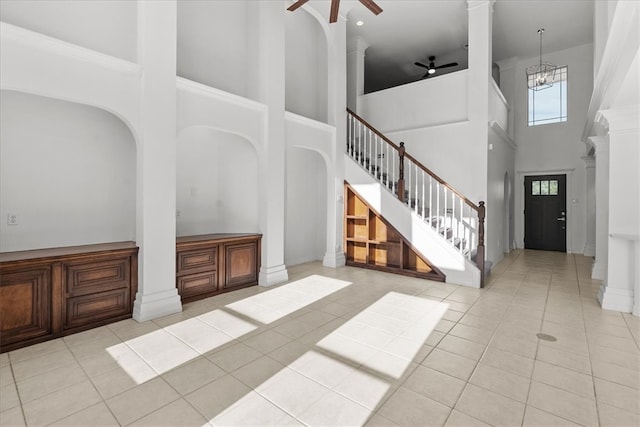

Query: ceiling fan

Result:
[287,0,383,24]
[414,56,459,79]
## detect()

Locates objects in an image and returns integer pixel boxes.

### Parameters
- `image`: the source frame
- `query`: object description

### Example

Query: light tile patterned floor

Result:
[1,250,639,426]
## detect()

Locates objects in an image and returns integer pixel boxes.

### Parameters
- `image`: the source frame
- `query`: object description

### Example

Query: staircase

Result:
[345,109,488,288]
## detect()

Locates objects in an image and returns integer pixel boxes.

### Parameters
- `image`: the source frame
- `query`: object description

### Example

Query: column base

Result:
[592,261,607,281]
[133,289,182,322]
[583,242,596,257]
[598,283,634,313]
[259,264,289,287]
[323,250,346,268]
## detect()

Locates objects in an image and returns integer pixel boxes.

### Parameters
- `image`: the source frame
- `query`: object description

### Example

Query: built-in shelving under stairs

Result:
[344,183,446,282]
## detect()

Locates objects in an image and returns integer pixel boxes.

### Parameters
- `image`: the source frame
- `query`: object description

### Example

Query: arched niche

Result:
[285,7,329,123]
[285,146,328,266]
[177,127,259,237]
[0,90,137,252]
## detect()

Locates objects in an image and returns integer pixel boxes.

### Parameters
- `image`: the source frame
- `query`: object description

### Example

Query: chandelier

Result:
[526,28,557,91]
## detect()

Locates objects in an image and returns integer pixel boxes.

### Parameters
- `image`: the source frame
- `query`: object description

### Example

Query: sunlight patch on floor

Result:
[106,274,351,384]
[209,292,448,425]
[226,274,352,323]
[317,291,448,378]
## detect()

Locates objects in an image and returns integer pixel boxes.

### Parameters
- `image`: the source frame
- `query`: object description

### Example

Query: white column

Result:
[591,136,609,280]
[346,37,369,113]
[582,155,596,256]
[255,1,289,286]
[597,106,640,313]
[323,16,347,269]
[466,0,493,203]
[133,0,182,321]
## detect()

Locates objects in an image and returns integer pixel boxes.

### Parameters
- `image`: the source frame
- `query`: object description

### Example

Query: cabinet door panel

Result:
[0,268,52,346]
[224,243,257,289]
[65,289,130,330]
[65,257,130,297]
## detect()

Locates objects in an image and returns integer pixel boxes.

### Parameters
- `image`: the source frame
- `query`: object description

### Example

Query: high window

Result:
[528,66,568,126]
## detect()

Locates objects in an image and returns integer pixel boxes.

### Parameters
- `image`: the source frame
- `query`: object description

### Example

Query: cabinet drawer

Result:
[177,271,218,300]
[224,242,258,289]
[65,288,130,330]
[0,268,52,347]
[65,257,131,297]
[177,247,217,275]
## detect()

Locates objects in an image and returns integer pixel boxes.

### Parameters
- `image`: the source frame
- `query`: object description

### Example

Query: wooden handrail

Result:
[347,108,402,151]
[347,108,487,287]
[347,108,480,212]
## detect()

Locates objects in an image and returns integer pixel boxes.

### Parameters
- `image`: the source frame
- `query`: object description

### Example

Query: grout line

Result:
[573,253,604,427]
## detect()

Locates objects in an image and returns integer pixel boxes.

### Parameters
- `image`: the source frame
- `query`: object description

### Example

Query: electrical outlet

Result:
[7,214,18,225]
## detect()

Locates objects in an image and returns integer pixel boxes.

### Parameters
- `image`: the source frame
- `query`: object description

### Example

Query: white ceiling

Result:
[336,0,594,92]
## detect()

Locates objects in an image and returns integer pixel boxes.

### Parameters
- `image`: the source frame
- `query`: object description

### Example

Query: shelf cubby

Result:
[344,183,445,282]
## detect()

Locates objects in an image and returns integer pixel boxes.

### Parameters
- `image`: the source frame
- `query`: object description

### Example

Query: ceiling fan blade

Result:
[359,0,383,15]
[329,0,340,23]
[414,62,429,69]
[286,0,309,12]
[434,62,459,70]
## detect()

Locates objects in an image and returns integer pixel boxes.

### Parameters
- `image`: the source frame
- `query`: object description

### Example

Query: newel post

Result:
[477,201,486,288]
[397,142,405,202]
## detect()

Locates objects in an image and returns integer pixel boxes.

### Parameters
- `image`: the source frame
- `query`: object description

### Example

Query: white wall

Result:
[176,127,259,237]
[510,44,594,253]
[0,90,136,251]
[285,9,328,123]
[285,148,326,265]
[387,121,486,204]
[0,0,136,62]
[177,0,249,98]
[359,70,468,132]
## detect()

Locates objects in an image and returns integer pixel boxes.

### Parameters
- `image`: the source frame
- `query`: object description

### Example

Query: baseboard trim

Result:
[323,250,346,268]
[259,264,289,287]
[598,283,634,313]
[133,289,182,322]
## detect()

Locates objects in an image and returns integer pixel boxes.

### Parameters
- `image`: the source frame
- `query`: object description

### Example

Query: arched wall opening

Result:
[285,7,329,123]
[285,147,327,266]
[0,90,137,252]
[503,171,513,252]
[176,127,259,236]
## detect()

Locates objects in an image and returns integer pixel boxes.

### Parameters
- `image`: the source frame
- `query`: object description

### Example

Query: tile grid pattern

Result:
[0,250,638,426]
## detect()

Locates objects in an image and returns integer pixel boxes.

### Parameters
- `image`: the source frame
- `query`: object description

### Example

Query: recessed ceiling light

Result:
[356,20,364,26]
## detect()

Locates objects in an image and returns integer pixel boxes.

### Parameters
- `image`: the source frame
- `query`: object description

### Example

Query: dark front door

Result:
[524,174,566,251]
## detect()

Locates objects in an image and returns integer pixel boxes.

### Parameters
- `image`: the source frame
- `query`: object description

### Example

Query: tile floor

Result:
[1,249,639,426]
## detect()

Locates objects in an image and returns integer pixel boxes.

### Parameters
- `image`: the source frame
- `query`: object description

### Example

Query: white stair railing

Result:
[347,109,486,286]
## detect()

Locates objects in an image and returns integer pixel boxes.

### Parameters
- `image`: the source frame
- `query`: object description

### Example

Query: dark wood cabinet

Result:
[0,242,138,353]
[344,184,445,282]
[176,234,261,303]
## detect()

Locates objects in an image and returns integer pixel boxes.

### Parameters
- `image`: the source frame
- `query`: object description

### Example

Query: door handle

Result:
[556,217,566,221]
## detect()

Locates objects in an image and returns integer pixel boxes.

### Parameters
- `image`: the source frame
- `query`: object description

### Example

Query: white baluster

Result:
[429,176,433,227]
[421,171,426,219]
[373,132,377,177]
[452,194,456,246]
[414,167,420,214]
[436,183,440,232]
[443,187,448,238]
